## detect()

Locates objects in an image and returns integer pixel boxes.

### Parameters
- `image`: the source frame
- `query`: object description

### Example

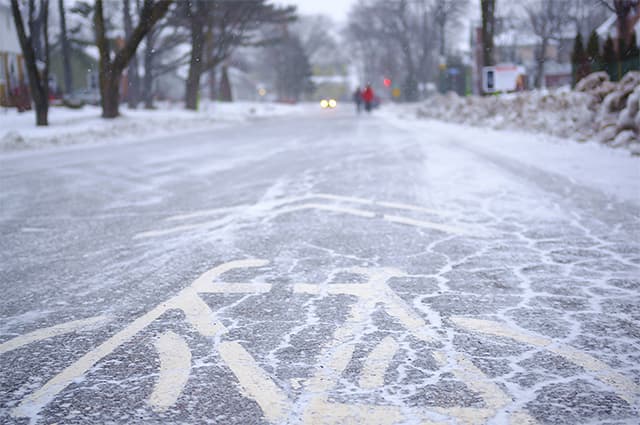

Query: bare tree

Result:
[525,0,572,88]
[142,24,159,108]
[94,0,173,118]
[347,0,433,101]
[293,15,339,64]
[570,0,609,37]
[180,0,295,110]
[599,0,640,45]
[136,14,190,108]
[11,0,50,126]
[433,0,470,57]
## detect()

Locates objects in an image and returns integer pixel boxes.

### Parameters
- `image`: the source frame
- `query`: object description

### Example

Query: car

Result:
[320,98,337,109]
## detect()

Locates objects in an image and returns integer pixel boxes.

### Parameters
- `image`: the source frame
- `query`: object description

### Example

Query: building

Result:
[0,2,29,108]
[493,29,573,89]
[596,7,640,46]
[471,16,580,93]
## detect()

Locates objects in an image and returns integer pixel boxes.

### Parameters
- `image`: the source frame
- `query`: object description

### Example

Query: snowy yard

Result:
[0,102,311,152]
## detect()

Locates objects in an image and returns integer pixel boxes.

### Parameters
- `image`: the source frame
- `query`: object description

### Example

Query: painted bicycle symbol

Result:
[2,259,637,424]
[2,194,637,424]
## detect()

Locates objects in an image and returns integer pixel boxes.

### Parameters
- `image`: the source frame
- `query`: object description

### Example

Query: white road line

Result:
[313,193,448,217]
[376,200,444,216]
[451,316,639,405]
[218,341,292,423]
[272,203,376,219]
[314,193,375,205]
[133,215,235,239]
[166,205,247,222]
[0,315,109,355]
[137,193,467,242]
[149,331,192,412]
[384,214,467,235]
[197,282,272,294]
[359,336,399,390]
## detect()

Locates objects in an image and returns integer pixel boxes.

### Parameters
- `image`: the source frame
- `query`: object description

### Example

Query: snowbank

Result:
[383,112,640,206]
[0,101,309,152]
[415,72,640,153]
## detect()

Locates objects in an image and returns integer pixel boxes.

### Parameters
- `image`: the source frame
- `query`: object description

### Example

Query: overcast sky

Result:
[281,0,357,22]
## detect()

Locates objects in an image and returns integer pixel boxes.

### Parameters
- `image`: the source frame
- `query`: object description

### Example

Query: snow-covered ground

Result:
[0,101,311,152]
[386,106,640,206]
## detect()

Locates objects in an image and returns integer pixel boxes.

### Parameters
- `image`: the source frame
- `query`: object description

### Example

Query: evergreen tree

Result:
[618,37,627,79]
[586,30,601,72]
[571,32,585,64]
[622,31,640,73]
[571,33,588,84]
[603,35,618,81]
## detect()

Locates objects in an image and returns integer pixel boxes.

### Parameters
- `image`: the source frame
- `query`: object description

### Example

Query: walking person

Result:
[353,86,363,113]
[362,84,374,113]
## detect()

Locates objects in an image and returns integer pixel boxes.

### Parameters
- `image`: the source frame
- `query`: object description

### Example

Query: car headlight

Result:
[320,99,329,108]
[328,99,337,108]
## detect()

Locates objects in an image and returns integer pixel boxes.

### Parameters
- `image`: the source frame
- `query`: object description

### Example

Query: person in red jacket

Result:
[361,84,374,113]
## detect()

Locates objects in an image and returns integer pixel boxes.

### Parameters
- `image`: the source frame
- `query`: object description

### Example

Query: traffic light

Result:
[383,78,392,87]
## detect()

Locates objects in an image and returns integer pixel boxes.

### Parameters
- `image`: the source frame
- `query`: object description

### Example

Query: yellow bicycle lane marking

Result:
[0,315,109,355]
[4,258,634,424]
[3,194,636,423]
[149,331,191,412]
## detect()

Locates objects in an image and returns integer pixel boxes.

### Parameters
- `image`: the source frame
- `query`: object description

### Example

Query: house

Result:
[596,6,640,46]
[492,29,574,89]
[0,2,30,108]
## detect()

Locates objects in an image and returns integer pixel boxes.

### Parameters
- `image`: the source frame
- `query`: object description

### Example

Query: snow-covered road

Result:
[1,107,638,424]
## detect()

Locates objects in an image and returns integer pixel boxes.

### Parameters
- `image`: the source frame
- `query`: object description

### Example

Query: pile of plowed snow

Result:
[416,71,639,153]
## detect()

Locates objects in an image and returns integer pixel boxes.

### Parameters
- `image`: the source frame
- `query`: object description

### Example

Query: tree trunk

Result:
[206,25,217,101]
[42,0,49,117]
[208,68,217,100]
[614,1,633,47]
[123,0,140,109]
[143,27,156,109]
[35,101,48,125]
[58,0,72,94]
[481,0,496,67]
[11,0,49,126]
[534,39,548,88]
[218,65,232,102]
[102,77,120,118]
[185,1,204,110]
[439,21,446,58]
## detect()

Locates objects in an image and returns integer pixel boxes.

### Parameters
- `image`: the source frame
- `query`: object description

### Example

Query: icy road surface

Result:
[1,108,639,424]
